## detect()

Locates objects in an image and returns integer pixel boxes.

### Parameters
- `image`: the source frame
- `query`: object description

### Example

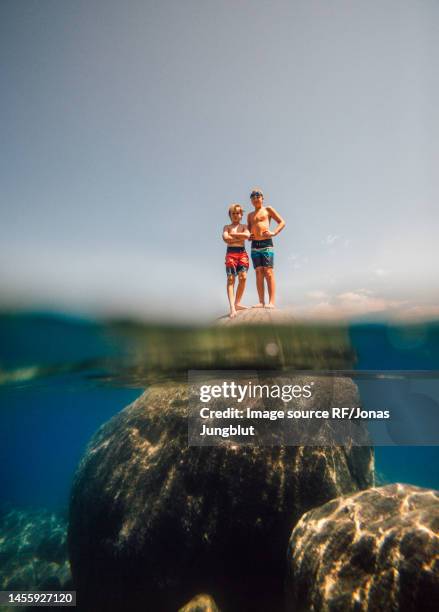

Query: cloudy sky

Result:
[1,0,438,322]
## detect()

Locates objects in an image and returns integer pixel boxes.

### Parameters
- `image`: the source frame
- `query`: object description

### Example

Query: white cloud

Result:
[289,253,308,270]
[290,289,430,321]
[392,304,439,321]
[321,235,352,250]
[322,234,339,246]
[375,268,392,277]
[295,289,439,321]
[306,290,328,300]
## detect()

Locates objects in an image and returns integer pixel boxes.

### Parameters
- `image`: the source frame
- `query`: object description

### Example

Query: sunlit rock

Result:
[68,382,374,611]
[179,593,220,611]
[287,483,439,611]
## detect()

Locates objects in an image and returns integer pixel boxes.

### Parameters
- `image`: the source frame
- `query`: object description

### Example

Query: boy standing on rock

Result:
[247,189,286,308]
[222,204,250,318]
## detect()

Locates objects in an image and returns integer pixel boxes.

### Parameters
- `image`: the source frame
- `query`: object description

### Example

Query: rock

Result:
[179,593,221,611]
[0,507,71,592]
[68,381,374,612]
[287,483,439,612]
[217,307,296,326]
[105,311,356,375]
[214,308,356,369]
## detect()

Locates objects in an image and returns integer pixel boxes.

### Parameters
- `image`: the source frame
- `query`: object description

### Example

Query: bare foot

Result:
[235,303,249,310]
[229,310,237,319]
[265,303,276,309]
[252,303,265,308]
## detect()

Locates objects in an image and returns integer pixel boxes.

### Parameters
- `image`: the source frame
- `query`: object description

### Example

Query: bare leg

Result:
[227,274,237,318]
[253,267,265,307]
[235,272,248,310]
[265,268,276,307]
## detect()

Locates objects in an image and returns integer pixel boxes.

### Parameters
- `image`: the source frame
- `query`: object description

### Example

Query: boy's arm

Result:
[265,206,286,237]
[232,225,250,239]
[247,213,255,240]
[222,225,233,243]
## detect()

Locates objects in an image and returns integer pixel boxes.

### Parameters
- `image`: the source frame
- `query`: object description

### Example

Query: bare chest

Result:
[252,210,270,225]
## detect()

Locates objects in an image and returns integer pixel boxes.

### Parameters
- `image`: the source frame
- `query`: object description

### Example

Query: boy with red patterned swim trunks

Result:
[222,204,250,318]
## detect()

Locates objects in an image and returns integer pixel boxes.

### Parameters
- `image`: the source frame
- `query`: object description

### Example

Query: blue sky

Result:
[1,0,438,321]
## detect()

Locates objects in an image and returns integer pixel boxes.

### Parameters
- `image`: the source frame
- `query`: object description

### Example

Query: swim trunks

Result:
[251,238,274,269]
[225,246,249,276]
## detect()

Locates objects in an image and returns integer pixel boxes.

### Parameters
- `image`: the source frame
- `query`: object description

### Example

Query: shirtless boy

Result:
[247,189,286,308]
[222,204,250,318]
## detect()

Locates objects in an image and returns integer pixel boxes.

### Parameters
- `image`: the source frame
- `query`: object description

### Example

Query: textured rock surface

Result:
[68,381,374,611]
[287,483,439,612]
[217,307,296,326]
[0,507,71,591]
[179,593,220,612]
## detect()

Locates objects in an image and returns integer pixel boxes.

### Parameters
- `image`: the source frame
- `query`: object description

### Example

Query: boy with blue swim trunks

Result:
[247,189,286,309]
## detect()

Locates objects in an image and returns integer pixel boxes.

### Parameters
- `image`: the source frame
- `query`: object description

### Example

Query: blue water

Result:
[0,313,143,511]
[0,383,141,509]
[0,314,438,515]
[350,323,439,490]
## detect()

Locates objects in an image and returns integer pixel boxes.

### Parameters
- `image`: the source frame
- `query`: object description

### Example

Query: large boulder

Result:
[287,483,439,611]
[68,379,373,611]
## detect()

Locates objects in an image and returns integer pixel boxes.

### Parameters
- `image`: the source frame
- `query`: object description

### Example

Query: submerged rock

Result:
[0,507,71,592]
[287,483,439,612]
[68,381,374,611]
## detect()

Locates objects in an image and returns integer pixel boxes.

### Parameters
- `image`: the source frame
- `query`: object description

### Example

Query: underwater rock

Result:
[68,380,374,611]
[287,483,439,612]
[179,593,221,611]
[0,507,71,592]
